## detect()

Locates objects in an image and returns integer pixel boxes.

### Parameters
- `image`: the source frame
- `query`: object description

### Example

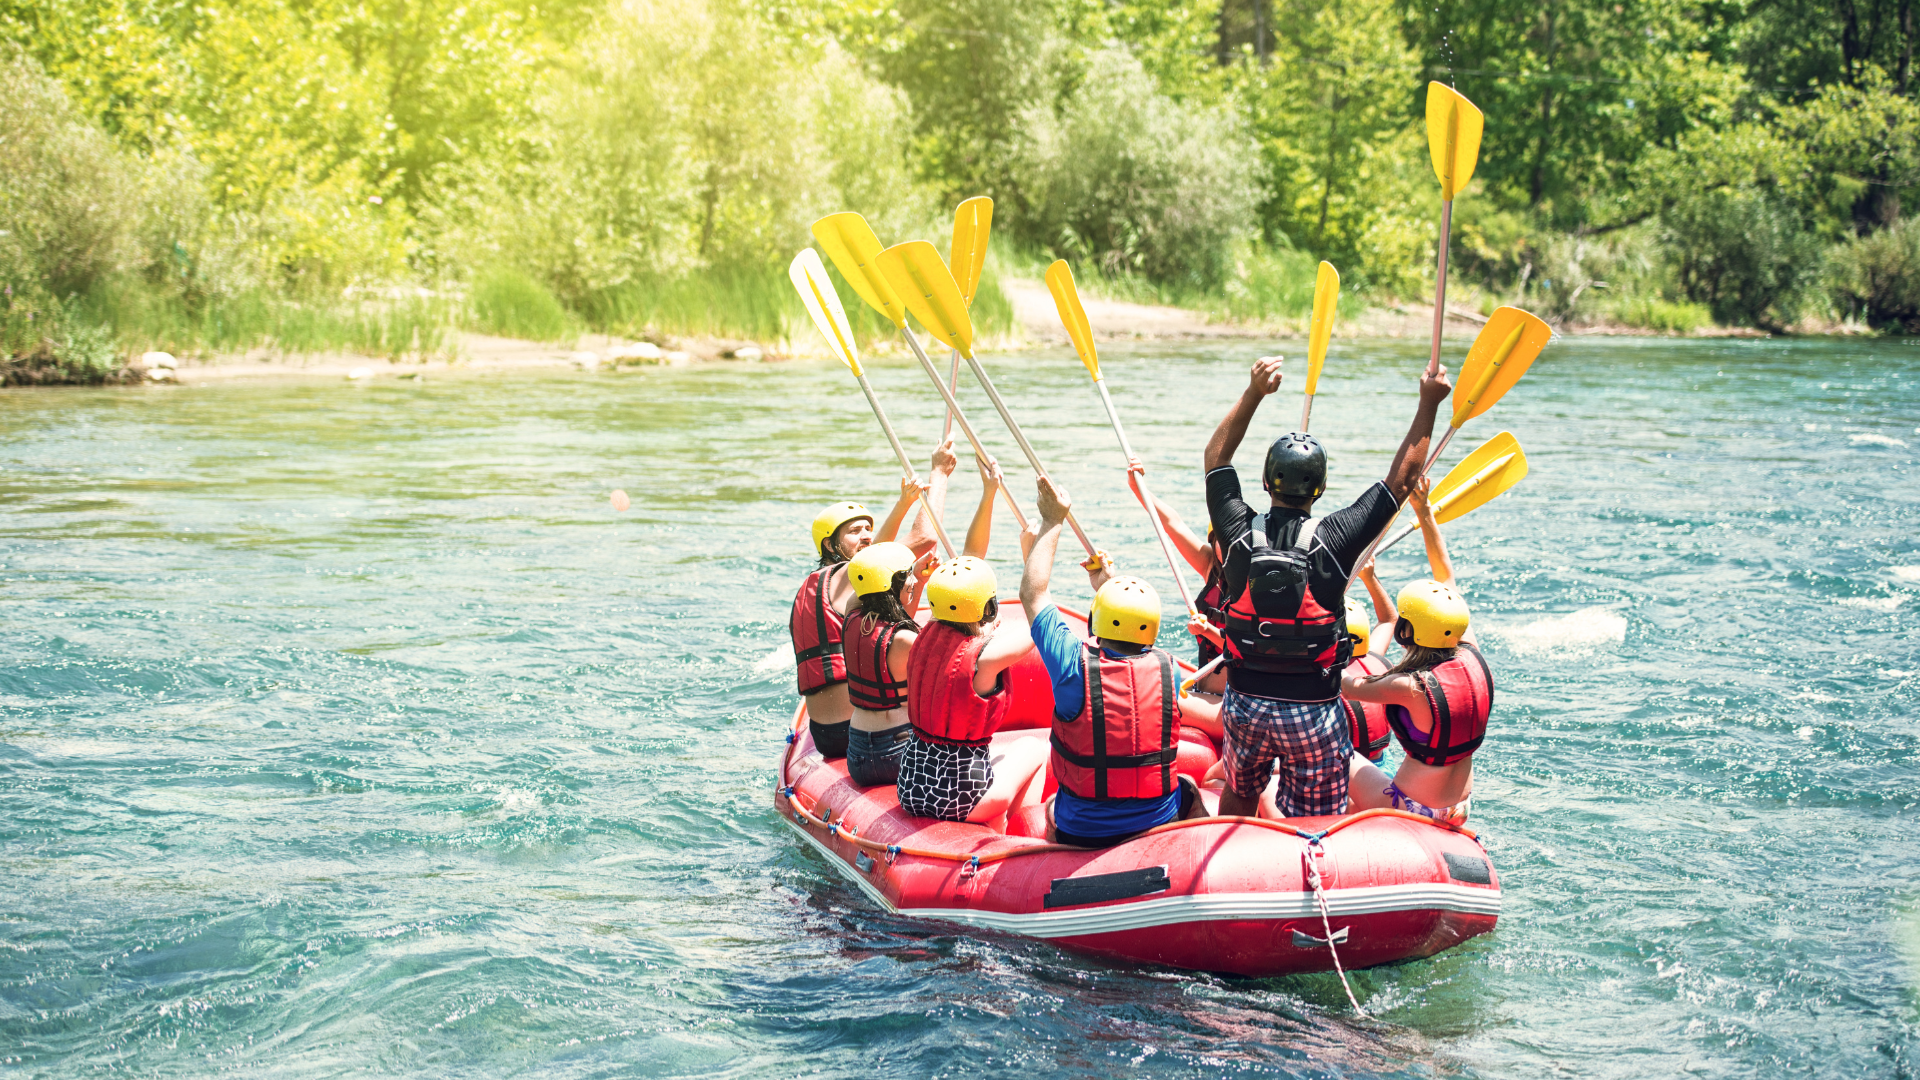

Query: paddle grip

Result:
[856,372,957,558]
[960,353,1096,558]
[900,327,1031,532]
[1096,379,1198,615]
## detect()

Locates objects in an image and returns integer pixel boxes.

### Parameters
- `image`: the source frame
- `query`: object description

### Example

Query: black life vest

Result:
[846,613,911,712]
[1386,642,1494,766]
[1222,514,1351,677]
[1340,653,1392,761]
[1049,642,1179,800]
[789,564,847,694]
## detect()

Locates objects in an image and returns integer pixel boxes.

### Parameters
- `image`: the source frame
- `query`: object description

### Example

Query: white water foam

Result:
[1850,433,1910,448]
[1837,596,1905,613]
[1493,607,1628,658]
[1891,566,1920,582]
[753,641,796,675]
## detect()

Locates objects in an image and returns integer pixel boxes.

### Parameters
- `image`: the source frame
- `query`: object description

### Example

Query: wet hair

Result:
[936,596,998,634]
[855,569,915,627]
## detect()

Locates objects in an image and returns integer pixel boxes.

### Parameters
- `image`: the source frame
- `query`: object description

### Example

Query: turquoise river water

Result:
[2,336,1917,1078]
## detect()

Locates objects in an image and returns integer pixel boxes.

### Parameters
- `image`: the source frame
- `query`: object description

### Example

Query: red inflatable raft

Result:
[776,607,1500,977]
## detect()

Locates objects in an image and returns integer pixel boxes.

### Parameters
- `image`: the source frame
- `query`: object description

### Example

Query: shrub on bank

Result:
[1828,217,1920,332]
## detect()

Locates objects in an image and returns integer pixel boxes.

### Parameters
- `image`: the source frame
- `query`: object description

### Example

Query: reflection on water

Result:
[1,335,1916,1077]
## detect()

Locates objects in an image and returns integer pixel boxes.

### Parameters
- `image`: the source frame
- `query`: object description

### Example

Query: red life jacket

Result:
[906,620,1009,746]
[1222,515,1350,677]
[789,564,847,695]
[1195,564,1226,667]
[846,613,911,712]
[1385,642,1494,766]
[1340,653,1392,761]
[1050,642,1179,800]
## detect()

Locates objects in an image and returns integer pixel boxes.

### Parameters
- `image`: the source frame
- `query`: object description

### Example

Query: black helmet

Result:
[1263,433,1326,499]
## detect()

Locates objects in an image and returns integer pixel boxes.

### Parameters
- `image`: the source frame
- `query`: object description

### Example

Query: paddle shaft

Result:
[1181,653,1225,694]
[1374,454,1508,555]
[960,352,1097,558]
[1094,379,1197,614]
[1427,199,1453,379]
[942,348,961,442]
[855,371,957,558]
[1300,393,1315,433]
[898,327,1032,531]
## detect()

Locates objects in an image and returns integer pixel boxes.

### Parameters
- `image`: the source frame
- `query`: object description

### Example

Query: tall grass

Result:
[471,268,576,342]
[80,281,458,360]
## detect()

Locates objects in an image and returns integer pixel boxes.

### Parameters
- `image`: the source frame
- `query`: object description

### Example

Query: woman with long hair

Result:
[1339,480,1492,823]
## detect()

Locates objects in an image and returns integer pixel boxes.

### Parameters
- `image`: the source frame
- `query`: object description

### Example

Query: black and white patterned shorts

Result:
[1221,689,1350,816]
[895,732,994,821]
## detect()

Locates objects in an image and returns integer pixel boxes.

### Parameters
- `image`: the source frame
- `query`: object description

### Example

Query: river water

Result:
[1,336,1916,1078]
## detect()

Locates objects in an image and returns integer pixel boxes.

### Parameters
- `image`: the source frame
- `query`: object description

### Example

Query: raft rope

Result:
[1303,835,1366,1015]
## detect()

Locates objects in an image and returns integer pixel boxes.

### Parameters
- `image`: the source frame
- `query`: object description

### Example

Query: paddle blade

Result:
[876,240,974,356]
[1452,306,1551,426]
[788,249,862,375]
[1044,260,1099,379]
[810,212,907,328]
[949,196,994,308]
[1425,82,1485,201]
[1304,261,1339,395]
[1430,431,1527,524]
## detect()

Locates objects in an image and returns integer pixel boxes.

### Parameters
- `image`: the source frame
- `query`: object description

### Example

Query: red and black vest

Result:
[789,564,847,695]
[1340,653,1392,761]
[1386,642,1494,766]
[906,620,1009,746]
[1222,515,1350,677]
[1050,642,1179,800]
[846,613,911,713]
[1195,564,1227,666]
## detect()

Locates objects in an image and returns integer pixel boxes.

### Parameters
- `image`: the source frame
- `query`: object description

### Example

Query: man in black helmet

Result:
[1203,355,1451,819]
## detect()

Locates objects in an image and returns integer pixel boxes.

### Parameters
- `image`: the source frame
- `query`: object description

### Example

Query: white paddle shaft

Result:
[898,327,1031,532]
[1181,653,1225,694]
[942,348,961,442]
[1427,199,1453,378]
[959,352,1097,558]
[1300,393,1315,433]
[855,371,957,558]
[1095,379,1197,615]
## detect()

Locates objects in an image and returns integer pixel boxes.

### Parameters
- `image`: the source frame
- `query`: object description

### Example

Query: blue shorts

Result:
[1220,689,1350,816]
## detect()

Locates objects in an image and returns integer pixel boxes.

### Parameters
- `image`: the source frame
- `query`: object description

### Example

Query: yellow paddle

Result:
[809,212,1032,532]
[879,240,1096,558]
[941,196,993,445]
[1046,259,1198,616]
[1301,261,1340,432]
[788,249,957,558]
[1424,305,1552,470]
[1424,82,1486,378]
[1376,431,1527,555]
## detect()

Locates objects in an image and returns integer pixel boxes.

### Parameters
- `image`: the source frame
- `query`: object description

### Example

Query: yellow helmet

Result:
[848,541,916,597]
[1344,598,1371,657]
[1090,576,1161,645]
[810,501,872,557]
[925,556,998,623]
[1395,580,1469,649]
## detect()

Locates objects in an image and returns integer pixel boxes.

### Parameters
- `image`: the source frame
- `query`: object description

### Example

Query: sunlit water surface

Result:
[2,336,1917,1078]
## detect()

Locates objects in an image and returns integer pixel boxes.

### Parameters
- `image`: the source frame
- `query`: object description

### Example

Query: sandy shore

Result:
[102,284,1758,386]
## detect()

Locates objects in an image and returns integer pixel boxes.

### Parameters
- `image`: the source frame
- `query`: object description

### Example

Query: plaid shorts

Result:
[1220,689,1352,816]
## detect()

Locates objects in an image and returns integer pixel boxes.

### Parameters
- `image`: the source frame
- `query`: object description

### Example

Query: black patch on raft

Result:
[1044,866,1171,909]
[1444,851,1493,885]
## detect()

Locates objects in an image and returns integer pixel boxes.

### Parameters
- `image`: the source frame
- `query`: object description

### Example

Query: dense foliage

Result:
[5,0,1920,370]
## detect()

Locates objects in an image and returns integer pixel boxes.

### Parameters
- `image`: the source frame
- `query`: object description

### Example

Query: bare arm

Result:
[1359,556,1395,625]
[963,456,1000,558]
[1203,356,1285,473]
[1408,475,1456,586]
[1341,667,1424,705]
[1128,457,1211,575]
[1382,366,1454,501]
[876,477,921,546]
[976,619,1037,680]
[1018,477,1071,620]
[887,627,918,682]
[900,440,958,554]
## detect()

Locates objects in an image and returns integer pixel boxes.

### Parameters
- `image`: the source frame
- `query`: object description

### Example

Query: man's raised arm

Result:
[1203,357,1285,473]
[1381,364,1454,501]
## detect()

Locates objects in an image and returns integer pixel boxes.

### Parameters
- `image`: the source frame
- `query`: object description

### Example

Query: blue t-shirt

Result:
[1030,605,1182,840]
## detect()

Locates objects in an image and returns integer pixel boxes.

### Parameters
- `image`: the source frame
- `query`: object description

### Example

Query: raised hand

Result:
[1248,355,1285,397]
[930,439,959,477]
[1419,362,1452,406]
[1408,474,1433,512]
[1036,476,1071,526]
